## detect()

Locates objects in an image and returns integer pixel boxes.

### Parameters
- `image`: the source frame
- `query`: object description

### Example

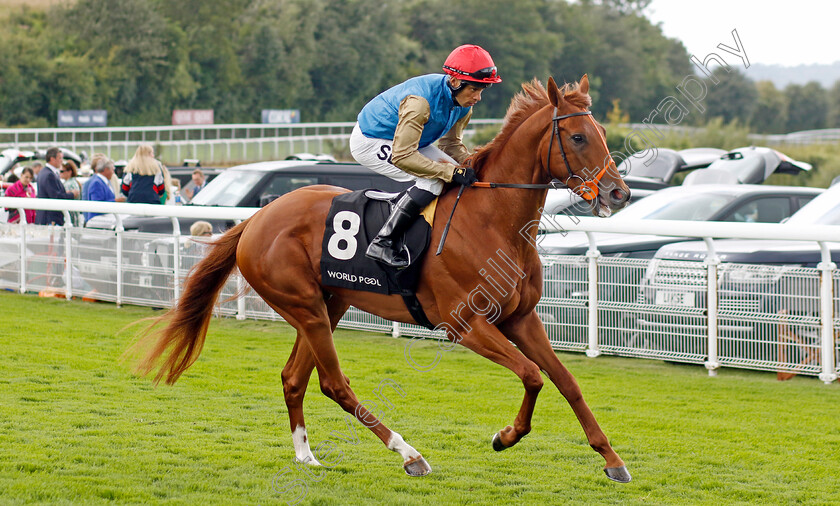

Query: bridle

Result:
[472,107,612,201]
[439,106,616,255]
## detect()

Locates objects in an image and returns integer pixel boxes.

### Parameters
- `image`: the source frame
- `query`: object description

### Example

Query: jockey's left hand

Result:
[452,167,477,186]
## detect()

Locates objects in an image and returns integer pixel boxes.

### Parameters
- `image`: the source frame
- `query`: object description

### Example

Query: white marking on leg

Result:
[292,425,321,466]
[386,431,421,462]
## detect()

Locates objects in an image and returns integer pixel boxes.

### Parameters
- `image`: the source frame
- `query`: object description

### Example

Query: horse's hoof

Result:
[604,465,632,483]
[403,455,431,477]
[492,432,508,452]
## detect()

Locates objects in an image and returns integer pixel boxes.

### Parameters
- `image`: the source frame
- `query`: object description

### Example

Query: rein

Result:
[471,108,609,201]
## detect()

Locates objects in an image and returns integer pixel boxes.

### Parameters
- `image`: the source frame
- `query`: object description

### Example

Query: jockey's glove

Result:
[451,167,477,186]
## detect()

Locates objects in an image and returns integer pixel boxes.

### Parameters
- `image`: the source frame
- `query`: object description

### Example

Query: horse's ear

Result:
[579,74,589,95]
[547,77,562,107]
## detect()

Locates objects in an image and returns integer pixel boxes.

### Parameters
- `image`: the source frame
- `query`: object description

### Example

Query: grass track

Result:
[1,292,838,504]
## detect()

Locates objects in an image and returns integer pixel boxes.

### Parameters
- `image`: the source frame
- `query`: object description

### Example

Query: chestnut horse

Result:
[132,76,633,482]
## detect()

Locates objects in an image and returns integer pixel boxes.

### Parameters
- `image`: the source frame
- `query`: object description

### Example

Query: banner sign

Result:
[58,110,108,127]
[261,109,301,124]
[172,109,214,125]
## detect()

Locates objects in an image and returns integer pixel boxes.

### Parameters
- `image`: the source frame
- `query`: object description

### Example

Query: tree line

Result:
[0,0,836,134]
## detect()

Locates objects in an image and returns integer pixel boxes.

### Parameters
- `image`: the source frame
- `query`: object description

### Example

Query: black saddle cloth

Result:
[320,189,431,298]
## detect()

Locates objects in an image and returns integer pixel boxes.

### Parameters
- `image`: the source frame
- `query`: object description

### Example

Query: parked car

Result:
[543,146,811,218]
[537,184,823,342]
[0,147,85,181]
[635,183,840,363]
[79,159,412,297]
[543,147,725,217]
[539,184,822,259]
[87,159,412,234]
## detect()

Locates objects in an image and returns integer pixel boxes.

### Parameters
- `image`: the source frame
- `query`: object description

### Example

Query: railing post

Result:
[817,242,838,384]
[115,215,124,307]
[233,219,247,320]
[392,321,401,338]
[585,232,601,358]
[703,238,721,376]
[63,212,73,300]
[236,272,247,320]
[19,209,27,293]
[171,217,181,303]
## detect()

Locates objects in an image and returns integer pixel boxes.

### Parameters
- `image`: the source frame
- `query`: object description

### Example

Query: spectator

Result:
[120,144,166,204]
[30,162,43,177]
[61,160,82,226]
[190,220,213,237]
[182,220,214,269]
[84,156,120,223]
[184,169,206,201]
[36,147,79,225]
[5,166,37,223]
[83,153,125,203]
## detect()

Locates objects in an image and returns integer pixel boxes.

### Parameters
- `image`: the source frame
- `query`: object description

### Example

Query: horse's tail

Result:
[128,220,248,386]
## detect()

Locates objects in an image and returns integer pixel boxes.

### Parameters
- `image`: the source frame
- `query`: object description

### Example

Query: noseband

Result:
[472,107,611,200]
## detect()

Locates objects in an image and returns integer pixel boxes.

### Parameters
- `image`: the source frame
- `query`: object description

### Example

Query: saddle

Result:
[320,189,437,328]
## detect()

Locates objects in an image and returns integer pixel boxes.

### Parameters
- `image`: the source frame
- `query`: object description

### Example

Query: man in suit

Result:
[35,147,79,225]
[84,157,119,223]
[184,168,206,202]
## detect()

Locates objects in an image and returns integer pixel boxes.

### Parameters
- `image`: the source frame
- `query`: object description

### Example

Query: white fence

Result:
[3,122,836,166]
[0,120,504,165]
[0,197,837,384]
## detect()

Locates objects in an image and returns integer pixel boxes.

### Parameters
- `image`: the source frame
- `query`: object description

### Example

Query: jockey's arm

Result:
[392,96,458,182]
[436,109,472,164]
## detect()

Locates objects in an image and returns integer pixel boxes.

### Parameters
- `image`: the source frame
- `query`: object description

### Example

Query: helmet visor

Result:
[443,65,498,81]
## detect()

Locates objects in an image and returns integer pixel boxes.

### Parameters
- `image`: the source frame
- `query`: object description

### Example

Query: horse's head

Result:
[544,75,630,217]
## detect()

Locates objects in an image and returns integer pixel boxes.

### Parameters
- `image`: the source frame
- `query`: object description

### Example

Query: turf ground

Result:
[1,292,838,504]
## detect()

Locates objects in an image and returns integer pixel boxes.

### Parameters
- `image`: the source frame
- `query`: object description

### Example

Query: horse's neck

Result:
[471,110,551,242]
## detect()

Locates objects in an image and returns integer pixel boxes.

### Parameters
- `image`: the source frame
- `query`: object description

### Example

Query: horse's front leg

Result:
[499,310,631,483]
[451,318,545,450]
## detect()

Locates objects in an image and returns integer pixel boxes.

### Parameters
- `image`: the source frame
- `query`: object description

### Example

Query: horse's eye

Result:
[571,134,585,143]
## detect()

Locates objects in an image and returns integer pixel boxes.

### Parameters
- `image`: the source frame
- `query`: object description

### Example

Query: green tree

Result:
[826,80,840,128]
[702,67,757,125]
[0,9,51,126]
[545,1,692,120]
[58,0,187,124]
[784,81,828,132]
[751,80,788,134]
[404,0,561,119]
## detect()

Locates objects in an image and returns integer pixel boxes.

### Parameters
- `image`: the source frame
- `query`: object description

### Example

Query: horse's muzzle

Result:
[607,187,630,207]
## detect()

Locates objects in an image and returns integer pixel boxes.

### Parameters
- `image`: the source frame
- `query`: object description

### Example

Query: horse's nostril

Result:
[610,188,629,204]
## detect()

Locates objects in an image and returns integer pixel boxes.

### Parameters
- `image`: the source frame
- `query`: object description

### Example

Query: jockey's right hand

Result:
[451,167,477,186]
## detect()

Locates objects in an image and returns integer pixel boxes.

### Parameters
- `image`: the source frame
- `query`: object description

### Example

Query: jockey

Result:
[350,44,501,268]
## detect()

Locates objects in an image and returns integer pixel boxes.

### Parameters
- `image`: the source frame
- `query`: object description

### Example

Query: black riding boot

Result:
[366,192,425,268]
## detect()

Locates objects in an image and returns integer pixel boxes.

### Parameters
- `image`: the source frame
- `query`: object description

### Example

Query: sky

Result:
[645,0,839,67]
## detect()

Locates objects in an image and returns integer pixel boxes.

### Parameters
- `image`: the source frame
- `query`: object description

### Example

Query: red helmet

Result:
[443,44,502,84]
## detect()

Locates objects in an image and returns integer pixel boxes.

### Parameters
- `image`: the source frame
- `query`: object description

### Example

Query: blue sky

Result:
[646,0,838,67]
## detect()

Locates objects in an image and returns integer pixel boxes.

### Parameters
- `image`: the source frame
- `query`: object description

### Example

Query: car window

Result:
[720,197,791,223]
[638,193,736,221]
[794,195,817,211]
[191,170,264,206]
[326,176,372,190]
[259,175,319,200]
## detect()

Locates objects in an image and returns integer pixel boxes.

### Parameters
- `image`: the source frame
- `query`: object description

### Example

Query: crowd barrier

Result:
[0,197,837,384]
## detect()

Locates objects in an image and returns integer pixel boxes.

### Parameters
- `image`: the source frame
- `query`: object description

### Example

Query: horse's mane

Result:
[470,78,591,172]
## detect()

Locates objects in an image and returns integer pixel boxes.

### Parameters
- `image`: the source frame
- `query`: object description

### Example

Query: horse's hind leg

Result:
[500,310,631,483]
[273,296,431,476]
[279,297,350,465]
